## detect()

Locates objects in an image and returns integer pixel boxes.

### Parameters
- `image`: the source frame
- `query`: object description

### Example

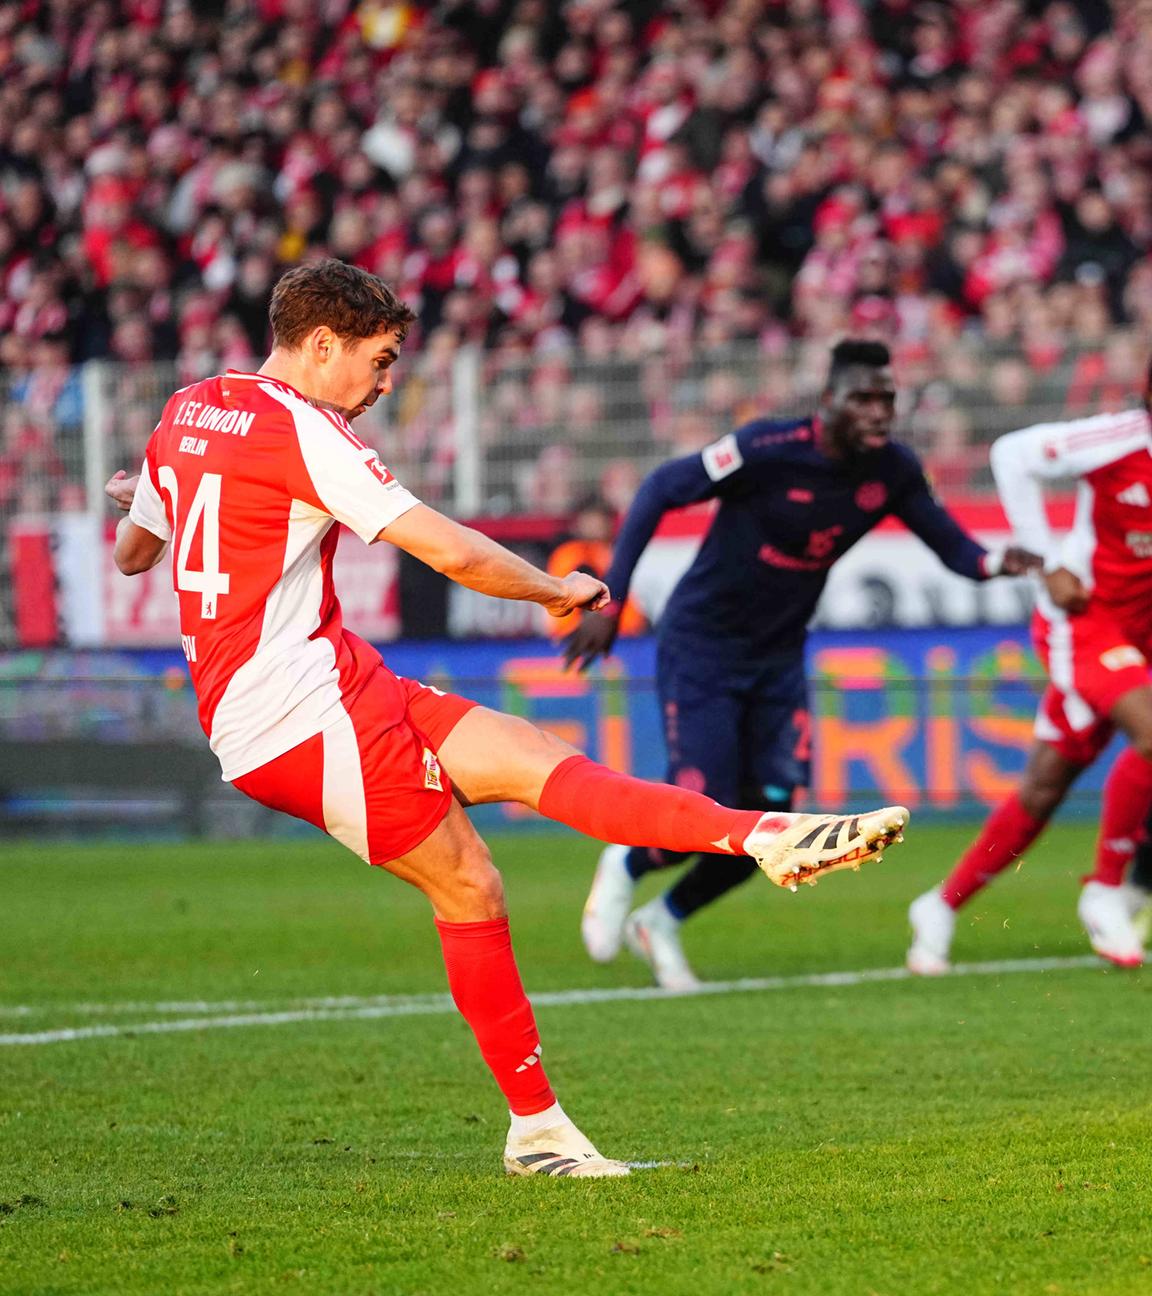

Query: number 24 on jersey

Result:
[157,468,231,619]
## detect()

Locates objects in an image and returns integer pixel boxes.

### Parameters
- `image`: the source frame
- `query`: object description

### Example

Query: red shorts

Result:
[233,671,479,865]
[1032,608,1152,763]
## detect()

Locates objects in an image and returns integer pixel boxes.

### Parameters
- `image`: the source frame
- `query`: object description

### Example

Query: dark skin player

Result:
[565,359,1039,668]
[561,338,1042,991]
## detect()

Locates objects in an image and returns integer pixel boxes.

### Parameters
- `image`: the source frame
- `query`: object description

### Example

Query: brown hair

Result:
[269,259,417,350]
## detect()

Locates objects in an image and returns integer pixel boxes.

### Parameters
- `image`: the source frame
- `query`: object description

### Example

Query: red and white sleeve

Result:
[271,389,420,542]
[128,452,173,543]
[990,410,1152,566]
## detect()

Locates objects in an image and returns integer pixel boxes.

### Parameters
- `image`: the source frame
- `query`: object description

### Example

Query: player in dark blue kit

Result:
[563,340,1040,989]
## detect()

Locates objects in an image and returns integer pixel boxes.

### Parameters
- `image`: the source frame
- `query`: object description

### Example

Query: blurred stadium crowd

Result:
[2,0,1152,528]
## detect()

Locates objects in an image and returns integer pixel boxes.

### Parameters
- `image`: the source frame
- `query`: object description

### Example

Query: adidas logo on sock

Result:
[514,1044,542,1073]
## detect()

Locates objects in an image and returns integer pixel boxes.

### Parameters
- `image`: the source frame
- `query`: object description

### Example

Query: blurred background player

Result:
[107,260,908,1178]
[565,339,1039,990]
[908,372,1152,973]
[543,496,645,641]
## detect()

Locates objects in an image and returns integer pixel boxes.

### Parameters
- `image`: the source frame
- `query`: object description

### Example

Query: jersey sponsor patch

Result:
[1100,645,1146,672]
[701,433,744,481]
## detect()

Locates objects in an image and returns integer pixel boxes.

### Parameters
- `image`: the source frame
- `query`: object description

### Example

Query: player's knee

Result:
[444,842,505,915]
[1018,777,1065,820]
[499,715,582,801]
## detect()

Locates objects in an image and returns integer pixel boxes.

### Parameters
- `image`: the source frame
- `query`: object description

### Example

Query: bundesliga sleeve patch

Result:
[701,432,744,481]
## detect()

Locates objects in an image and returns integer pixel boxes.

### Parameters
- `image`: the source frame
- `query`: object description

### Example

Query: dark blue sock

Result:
[626,845,691,880]
[663,791,794,921]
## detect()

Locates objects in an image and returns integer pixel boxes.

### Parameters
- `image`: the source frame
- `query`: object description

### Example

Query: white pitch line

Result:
[0,955,1104,1048]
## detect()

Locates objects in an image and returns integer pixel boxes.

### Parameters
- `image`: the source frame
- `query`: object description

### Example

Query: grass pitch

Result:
[3,824,1152,1296]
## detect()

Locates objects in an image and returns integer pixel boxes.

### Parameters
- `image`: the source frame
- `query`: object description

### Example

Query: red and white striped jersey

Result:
[990,407,1152,633]
[128,370,419,780]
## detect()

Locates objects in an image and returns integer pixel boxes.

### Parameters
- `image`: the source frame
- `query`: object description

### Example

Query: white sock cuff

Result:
[508,1100,567,1138]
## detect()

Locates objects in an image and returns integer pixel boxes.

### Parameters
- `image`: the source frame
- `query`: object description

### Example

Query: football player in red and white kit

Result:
[107,260,908,1178]
[908,390,1152,972]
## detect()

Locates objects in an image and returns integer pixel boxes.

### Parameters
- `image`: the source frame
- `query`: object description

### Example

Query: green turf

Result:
[3,825,1152,1296]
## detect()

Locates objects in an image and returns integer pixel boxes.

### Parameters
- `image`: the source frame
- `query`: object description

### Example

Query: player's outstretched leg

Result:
[1126,814,1152,944]
[537,754,909,886]
[438,711,910,885]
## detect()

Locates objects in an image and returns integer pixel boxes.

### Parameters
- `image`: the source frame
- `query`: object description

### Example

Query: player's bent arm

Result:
[113,517,168,575]
[989,429,1058,563]
[378,504,607,615]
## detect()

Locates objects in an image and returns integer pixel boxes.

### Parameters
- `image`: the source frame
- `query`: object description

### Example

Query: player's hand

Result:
[1044,566,1090,613]
[561,606,620,673]
[998,545,1043,576]
[548,571,609,619]
[983,545,1043,576]
[104,470,138,512]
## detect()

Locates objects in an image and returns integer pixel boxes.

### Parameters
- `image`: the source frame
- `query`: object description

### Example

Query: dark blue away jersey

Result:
[603,416,989,662]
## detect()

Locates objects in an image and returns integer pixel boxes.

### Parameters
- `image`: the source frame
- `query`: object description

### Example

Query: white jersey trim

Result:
[128,456,173,543]
[1043,610,1096,733]
[321,713,370,862]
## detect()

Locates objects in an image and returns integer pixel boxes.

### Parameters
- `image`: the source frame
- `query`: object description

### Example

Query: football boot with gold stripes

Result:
[748,806,909,890]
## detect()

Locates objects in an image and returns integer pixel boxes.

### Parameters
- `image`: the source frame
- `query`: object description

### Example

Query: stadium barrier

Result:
[0,627,1121,841]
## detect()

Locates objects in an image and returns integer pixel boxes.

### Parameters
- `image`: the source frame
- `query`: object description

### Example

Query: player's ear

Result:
[309,326,336,362]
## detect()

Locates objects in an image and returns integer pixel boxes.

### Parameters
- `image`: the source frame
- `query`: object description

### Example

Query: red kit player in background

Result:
[106,259,907,1178]
[908,380,1152,973]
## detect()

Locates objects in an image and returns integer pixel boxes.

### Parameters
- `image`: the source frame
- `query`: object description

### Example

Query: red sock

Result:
[434,917,555,1116]
[940,792,1046,909]
[1092,747,1152,886]
[538,755,766,855]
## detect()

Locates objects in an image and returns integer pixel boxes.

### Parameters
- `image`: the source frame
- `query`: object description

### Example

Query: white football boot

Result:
[906,888,956,975]
[1078,880,1145,968]
[503,1121,630,1178]
[623,897,702,992]
[747,805,910,890]
[581,843,635,963]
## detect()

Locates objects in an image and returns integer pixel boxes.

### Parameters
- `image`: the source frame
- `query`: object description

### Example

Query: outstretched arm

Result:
[894,468,1040,580]
[378,503,608,617]
[562,440,741,670]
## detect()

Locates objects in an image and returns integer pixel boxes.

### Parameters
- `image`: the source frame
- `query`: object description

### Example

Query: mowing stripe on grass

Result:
[0,955,1103,1047]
